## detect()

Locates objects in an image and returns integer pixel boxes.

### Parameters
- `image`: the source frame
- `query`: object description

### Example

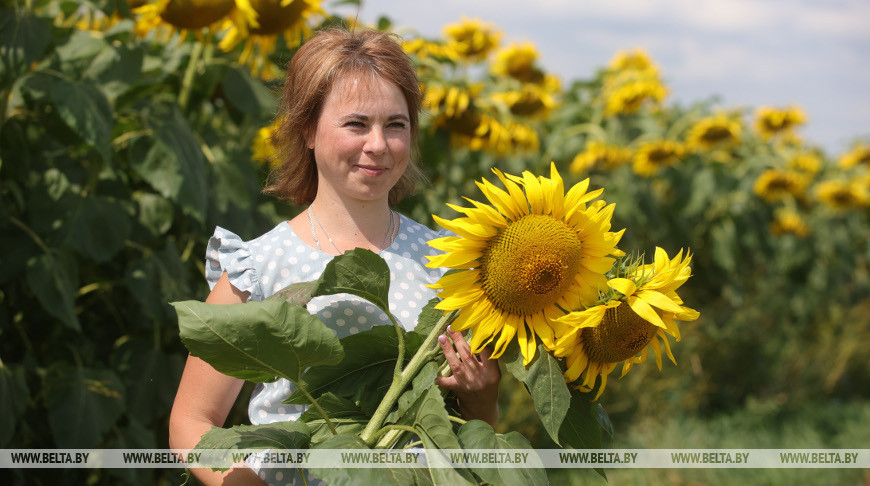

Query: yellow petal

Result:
[607,278,637,297]
[628,295,668,330]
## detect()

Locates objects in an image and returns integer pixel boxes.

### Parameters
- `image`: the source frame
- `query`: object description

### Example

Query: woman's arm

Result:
[435,327,501,427]
[168,272,264,485]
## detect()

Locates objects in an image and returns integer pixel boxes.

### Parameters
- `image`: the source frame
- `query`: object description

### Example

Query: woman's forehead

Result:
[327,74,407,111]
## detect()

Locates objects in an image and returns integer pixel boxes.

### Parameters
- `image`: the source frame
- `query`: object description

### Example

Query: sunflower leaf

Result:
[308,434,416,485]
[457,420,547,485]
[502,341,571,445]
[311,248,391,315]
[172,299,343,384]
[559,387,606,479]
[194,421,311,472]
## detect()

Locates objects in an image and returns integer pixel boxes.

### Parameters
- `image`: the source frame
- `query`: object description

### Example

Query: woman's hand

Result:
[435,326,501,427]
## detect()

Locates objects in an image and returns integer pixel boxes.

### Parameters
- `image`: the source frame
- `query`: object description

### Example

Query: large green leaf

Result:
[410,387,476,485]
[50,79,113,160]
[112,337,184,425]
[457,421,547,486]
[196,421,311,450]
[285,326,414,415]
[0,9,52,84]
[221,65,276,118]
[558,387,605,479]
[82,41,144,101]
[61,196,132,262]
[502,341,570,445]
[267,281,318,307]
[0,362,29,447]
[133,191,174,237]
[25,250,80,331]
[311,249,391,314]
[45,365,125,448]
[173,299,344,383]
[308,434,417,486]
[129,107,208,221]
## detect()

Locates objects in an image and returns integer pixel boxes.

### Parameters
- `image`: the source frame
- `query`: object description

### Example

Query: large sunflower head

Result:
[134,0,236,39]
[427,163,625,365]
[787,152,823,175]
[490,84,558,119]
[553,248,699,400]
[219,0,326,77]
[607,48,659,74]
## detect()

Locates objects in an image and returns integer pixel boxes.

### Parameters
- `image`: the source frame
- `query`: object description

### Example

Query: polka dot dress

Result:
[205,214,447,485]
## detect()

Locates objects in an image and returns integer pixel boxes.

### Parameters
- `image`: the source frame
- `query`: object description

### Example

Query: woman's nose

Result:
[364,127,387,155]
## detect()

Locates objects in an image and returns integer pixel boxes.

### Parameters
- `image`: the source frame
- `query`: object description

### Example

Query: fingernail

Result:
[438,335,447,344]
[447,325,452,333]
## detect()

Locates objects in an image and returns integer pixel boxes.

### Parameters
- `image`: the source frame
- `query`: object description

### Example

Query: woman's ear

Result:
[304,128,315,150]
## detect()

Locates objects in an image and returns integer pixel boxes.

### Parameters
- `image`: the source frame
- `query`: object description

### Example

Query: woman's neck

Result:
[306,194,395,254]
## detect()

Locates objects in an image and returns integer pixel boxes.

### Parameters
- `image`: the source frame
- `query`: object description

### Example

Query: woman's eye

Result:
[344,121,365,128]
[389,122,407,129]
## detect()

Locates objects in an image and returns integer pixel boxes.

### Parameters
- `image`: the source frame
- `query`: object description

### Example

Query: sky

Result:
[342,0,870,156]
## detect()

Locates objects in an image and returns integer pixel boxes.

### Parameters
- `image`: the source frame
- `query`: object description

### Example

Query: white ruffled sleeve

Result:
[205,226,263,301]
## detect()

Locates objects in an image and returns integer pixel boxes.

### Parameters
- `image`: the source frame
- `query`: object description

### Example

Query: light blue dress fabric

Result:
[205,214,447,485]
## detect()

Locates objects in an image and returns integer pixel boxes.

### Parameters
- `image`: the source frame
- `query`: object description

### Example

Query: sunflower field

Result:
[2,1,869,485]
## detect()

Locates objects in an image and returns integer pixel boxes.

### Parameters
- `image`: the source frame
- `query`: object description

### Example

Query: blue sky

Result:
[345,0,870,156]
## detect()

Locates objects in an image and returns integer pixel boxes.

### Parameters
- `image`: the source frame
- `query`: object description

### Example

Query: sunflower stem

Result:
[178,39,204,110]
[359,310,457,447]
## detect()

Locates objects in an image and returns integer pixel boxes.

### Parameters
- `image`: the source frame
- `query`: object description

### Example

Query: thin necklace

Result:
[308,207,396,254]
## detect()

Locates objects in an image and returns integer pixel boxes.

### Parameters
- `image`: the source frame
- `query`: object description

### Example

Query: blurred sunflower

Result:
[815,180,870,210]
[491,84,558,119]
[491,42,546,84]
[685,114,742,152]
[770,209,810,238]
[427,164,625,365]
[553,248,699,400]
[134,0,237,39]
[787,152,823,175]
[602,69,667,116]
[753,169,809,203]
[754,105,807,140]
[570,140,632,174]
[608,48,658,74]
[219,0,325,77]
[444,17,501,63]
[632,140,684,177]
[403,37,459,62]
[251,119,282,169]
[838,144,870,170]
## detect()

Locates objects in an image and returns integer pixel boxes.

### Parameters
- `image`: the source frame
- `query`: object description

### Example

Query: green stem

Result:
[178,40,204,110]
[293,383,338,436]
[389,312,405,379]
[359,310,457,446]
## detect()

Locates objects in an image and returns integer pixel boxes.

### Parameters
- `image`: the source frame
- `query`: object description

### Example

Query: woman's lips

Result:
[356,165,388,176]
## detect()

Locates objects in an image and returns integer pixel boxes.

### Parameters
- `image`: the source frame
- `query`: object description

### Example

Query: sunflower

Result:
[787,152,822,175]
[685,114,742,152]
[490,42,546,84]
[403,37,459,62]
[815,180,870,210]
[754,105,807,140]
[251,119,282,169]
[632,140,684,177]
[443,17,501,63]
[770,209,810,238]
[427,164,625,365]
[553,248,699,400]
[753,169,809,203]
[219,0,325,77]
[570,141,632,174]
[602,69,668,116]
[608,48,658,74]
[490,84,558,119]
[134,0,236,40]
[838,144,870,170]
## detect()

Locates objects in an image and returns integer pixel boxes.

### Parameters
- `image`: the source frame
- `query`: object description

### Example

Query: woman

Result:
[169,28,500,485]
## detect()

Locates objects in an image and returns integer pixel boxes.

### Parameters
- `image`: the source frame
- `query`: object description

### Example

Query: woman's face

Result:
[308,75,411,205]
